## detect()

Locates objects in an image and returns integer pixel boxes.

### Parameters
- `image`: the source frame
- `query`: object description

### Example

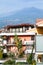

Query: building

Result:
[26,19,43,63]
[3,23,34,33]
[0,23,35,57]
[1,20,43,63]
[35,19,43,63]
[0,19,43,64]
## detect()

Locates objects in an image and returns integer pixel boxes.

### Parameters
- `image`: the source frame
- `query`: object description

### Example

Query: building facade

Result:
[0,20,43,64]
[35,19,43,63]
[0,23,35,57]
[25,19,43,64]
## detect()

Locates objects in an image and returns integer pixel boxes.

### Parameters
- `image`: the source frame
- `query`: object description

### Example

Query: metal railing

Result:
[36,63,43,65]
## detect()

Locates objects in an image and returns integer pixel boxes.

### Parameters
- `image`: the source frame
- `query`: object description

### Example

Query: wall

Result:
[7,35,33,53]
[18,35,31,41]
[36,35,43,52]
[36,27,43,34]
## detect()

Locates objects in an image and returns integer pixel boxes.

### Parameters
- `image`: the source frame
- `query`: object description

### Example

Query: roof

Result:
[26,28,37,33]
[4,23,34,29]
[36,19,43,27]
[36,19,43,23]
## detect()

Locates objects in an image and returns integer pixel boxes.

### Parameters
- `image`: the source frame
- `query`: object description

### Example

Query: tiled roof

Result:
[4,23,34,29]
[36,19,43,25]
[36,19,43,23]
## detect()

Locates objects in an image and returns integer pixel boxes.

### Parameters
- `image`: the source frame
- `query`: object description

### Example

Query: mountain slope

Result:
[0,7,43,28]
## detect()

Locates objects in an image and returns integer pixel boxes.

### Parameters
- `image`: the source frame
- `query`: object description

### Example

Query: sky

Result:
[0,0,43,16]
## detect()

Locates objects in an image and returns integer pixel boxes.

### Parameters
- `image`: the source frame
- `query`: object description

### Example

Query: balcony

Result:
[23,40,35,45]
[0,32,35,36]
[2,39,15,46]
[6,44,15,46]
[25,45,35,54]
[37,63,43,65]
[25,49,35,54]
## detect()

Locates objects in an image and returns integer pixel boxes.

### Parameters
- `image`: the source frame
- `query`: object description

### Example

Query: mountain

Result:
[0,7,43,28]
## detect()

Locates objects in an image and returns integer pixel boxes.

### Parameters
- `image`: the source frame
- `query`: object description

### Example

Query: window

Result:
[31,36,34,40]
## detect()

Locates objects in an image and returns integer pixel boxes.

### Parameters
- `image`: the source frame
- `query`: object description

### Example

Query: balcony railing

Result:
[36,63,43,65]
[23,40,35,45]
[6,44,15,46]
[0,40,35,46]
[25,49,35,54]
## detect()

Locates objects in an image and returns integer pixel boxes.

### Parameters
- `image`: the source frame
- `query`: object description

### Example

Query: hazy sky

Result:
[0,0,43,16]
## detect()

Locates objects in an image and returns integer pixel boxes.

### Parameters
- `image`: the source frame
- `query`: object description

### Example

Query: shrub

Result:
[18,51,24,58]
[0,50,3,59]
[32,60,36,65]
[16,62,28,65]
[27,53,33,64]
[3,59,15,65]
[8,52,15,59]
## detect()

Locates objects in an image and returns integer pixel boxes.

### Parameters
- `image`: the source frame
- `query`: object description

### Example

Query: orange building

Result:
[0,23,35,56]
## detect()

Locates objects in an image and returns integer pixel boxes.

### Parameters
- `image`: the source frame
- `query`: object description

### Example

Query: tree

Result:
[27,53,32,64]
[27,44,35,64]
[14,34,19,47]
[0,46,3,59]
[14,34,22,50]
[14,34,24,58]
